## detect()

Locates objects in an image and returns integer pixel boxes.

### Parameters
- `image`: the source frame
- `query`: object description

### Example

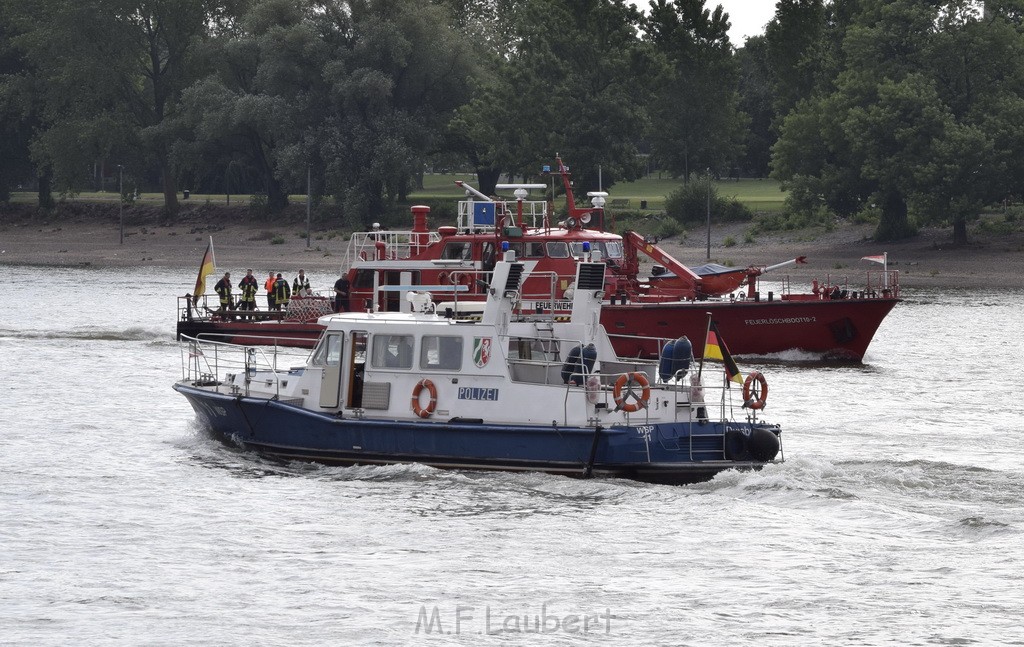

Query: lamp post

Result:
[118,165,124,245]
[306,165,311,248]
[705,168,711,260]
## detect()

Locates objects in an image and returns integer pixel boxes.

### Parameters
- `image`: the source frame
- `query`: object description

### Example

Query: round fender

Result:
[613,372,651,413]
[743,371,769,410]
[724,428,752,461]
[411,379,438,418]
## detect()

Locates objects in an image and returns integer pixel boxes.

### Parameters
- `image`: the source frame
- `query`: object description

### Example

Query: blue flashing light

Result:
[542,165,551,173]
[501,241,509,252]
[583,241,591,252]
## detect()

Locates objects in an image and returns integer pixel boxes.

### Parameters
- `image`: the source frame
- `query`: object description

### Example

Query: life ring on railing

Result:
[613,372,651,413]
[411,379,438,418]
[742,371,769,410]
[437,271,448,285]
[451,272,471,286]
[359,251,368,261]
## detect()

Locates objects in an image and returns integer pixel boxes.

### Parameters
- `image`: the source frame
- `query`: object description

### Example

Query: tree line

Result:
[2,0,1022,242]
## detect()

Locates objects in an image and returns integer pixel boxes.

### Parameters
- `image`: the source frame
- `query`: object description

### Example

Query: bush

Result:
[612,211,683,240]
[664,177,752,225]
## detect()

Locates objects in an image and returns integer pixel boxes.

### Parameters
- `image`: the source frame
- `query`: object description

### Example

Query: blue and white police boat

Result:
[174,249,783,485]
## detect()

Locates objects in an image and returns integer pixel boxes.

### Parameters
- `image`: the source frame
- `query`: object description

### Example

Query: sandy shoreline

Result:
[2,206,1022,290]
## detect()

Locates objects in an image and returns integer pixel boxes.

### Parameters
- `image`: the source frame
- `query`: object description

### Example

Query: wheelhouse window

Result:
[353,268,375,289]
[371,334,414,369]
[420,335,463,371]
[601,241,624,259]
[545,241,569,258]
[311,334,344,367]
[441,241,472,260]
[524,242,545,258]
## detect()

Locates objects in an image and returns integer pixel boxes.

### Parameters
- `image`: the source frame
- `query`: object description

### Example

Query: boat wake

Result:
[0,326,167,342]
[694,455,1023,532]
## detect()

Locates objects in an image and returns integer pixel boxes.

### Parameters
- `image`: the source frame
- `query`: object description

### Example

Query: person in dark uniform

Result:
[238,268,259,320]
[214,272,233,317]
[272,272,291,311]
[334,274,350,312]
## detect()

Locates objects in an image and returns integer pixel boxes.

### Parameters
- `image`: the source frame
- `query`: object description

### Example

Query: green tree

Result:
[315,0,475,221]
[0,2,40,204]
[765,0,825,117]
[176,0,325,212]
[175,0,473,221]
[734,35,774,177]
[643,0,747,181]
[450,0,648,195]
[773,0,1024,244]
[11,0,231,214]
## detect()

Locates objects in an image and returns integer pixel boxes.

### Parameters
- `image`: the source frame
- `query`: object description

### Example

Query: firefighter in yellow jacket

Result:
[214,272,233,316]
[237,269,259,320]
[272,272,291,311]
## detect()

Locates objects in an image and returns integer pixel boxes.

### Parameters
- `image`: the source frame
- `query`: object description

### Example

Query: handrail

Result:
[180,334,311,398]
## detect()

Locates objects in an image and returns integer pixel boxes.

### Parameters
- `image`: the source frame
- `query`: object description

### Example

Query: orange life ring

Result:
[613,372,651,413]
[450,272,471,286]
[743,371,769,410]
[411,379,438,418]
[437,271,448,285]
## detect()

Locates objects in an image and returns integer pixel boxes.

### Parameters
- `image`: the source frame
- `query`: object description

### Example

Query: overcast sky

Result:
[715,0,776,43]
[629,1,776,44]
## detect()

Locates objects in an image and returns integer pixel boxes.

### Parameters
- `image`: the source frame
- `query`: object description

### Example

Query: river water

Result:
[1,265,1021,646]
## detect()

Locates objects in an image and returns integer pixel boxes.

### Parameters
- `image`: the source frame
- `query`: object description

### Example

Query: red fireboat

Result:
[177,158,898,360]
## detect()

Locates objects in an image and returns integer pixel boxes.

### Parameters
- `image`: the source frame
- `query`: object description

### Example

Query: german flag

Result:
[704,321,743,385]
[193,237,216,296]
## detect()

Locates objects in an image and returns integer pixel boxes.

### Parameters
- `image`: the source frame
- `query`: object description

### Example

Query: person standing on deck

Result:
[334,274,350,312]
[238,269,259,319]
[272,272,291,311]
[214,272,233,317]
[265,271,276,311]
[293,269,311,297]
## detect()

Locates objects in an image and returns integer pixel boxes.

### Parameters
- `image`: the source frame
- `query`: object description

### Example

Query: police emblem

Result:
[473,337,492,368]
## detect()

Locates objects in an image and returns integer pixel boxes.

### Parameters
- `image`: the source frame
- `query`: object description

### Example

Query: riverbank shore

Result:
[2,203,1022,290]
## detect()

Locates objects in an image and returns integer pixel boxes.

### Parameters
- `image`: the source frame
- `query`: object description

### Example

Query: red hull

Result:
[177,296,898,360]
[176,320,324,348]
[603,297,899,360]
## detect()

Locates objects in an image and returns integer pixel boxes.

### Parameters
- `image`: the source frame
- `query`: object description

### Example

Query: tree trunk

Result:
[162,165,179,216]
[874,189,914,241]
[267,175,288,213]
[38,168,55,211]
[952,215,968,246]
[476,167,501,196]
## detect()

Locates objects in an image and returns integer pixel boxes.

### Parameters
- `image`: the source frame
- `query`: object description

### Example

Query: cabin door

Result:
[319,333,344,408]
[347,331,368,408]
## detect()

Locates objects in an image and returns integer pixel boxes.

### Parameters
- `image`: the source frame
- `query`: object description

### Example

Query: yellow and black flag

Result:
[704,321,743,385]
[193,236,216,296]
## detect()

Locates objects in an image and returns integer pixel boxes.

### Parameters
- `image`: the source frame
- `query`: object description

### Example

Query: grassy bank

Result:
[6,174,787,214]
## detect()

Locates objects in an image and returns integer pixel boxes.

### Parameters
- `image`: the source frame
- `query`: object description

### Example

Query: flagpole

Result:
[697,311,712,380]
[883,251,888,289]
[210,235,216,272]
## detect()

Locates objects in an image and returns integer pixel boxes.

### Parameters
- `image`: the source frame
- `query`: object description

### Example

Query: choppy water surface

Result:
[1,266,1022,645]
